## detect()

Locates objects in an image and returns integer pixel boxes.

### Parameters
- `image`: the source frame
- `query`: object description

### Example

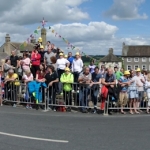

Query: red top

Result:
[31,51,41,66]
[36,70,45,79]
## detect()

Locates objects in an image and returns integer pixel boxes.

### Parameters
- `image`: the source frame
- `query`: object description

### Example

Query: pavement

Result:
[0,106,150,150]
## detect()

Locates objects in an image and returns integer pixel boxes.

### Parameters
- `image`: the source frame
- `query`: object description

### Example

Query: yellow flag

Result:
[52,30,55,33]
[37,26,41,30]
[24,41,27,47]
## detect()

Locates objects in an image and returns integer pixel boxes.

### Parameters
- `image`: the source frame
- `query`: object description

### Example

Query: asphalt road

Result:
[0,106,150,150]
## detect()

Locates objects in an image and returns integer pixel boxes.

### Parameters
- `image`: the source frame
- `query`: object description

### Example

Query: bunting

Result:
[34,30,38,34]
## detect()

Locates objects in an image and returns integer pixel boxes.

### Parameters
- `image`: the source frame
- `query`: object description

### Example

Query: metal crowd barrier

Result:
[2,81,47,110]
[47,82,102,112]
[2,81,149,115]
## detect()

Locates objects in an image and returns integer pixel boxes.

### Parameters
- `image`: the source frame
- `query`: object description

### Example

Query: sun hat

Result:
[124,70,130,75]
[136,68,141,72]
[65,67,70,72]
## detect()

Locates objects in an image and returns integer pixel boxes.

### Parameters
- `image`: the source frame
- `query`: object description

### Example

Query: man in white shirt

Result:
[134,68,145,112]
[72,52,83,83]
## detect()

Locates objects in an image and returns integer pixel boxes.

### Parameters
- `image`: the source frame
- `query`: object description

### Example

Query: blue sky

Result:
[0,0,149,55]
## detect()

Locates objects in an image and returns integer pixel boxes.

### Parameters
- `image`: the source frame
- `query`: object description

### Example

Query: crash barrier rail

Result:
[1,81,149,115]
[1,81,103,112]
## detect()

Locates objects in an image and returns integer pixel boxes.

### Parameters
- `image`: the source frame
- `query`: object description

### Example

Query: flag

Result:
[49,26,51,29]
[20,44,24,50]
[30,34,33,38]
[72,46,75,50]
[27,38,30,43]
[52,30,55,33]
[24,41,27,47]
[55,33,58,37]
[37,26,41,30]
[34,30,38,34]
[59,35,61,38]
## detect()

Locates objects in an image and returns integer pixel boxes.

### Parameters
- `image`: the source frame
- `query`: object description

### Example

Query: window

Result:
[142,57,147,62]
[127,58,132,62]
[134,57,139,62]
[142,65,147,70]
[134,65,139,70]
[127,65,132,70]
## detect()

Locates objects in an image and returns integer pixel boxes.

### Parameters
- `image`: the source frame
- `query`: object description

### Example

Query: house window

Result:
[142,57,147,62]
[127,58,132,62]
[142,65,147,70]
[127,65,132,70]
[134,57,139,62]
[134,65,139,70]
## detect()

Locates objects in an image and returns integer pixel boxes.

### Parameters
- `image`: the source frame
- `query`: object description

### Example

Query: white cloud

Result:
[0,0,89,25]
[105,0,148,20]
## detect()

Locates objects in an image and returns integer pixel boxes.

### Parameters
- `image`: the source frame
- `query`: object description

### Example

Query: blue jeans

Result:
[91,89,99,106]
[79,87,90,110]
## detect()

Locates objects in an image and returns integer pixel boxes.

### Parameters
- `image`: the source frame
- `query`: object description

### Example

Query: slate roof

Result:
[122,45,150,57]
[10,42,35,52]
[100,49,121,62]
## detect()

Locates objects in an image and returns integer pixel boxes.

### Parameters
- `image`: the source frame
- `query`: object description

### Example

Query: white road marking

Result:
[0,132,69,143]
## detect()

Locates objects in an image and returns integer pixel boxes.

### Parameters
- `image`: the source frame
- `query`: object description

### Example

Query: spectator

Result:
[90,67,102,113]
[4,69,19,107]
[22,70,33,109]
[64,55,68,59]
[128,70,139,114]
[56,53,70,80]
[72,52,83,84]
[118,70,130,114]
[68,52,74,69]
[17,56,23,80]
[135,68,145,112]
[50,56,57,71]
[45,41,51,50]
[101,68,117,115]
[142,70,148,81]
[145,73,150,114]
[31,47,41,78]
[51,44,57,53]
[89,60,96,74]
[38,45,45,63]
[44,47,55,67]
[10,50,19,68]
[60,67,74,111]
[0,68,2,106]
[45,65,59,111]
[55,48,62,60]
[114,67,123,80]
[78,67,92,113]
[3,59,15,77]
[21,54,30,73]
[99,64,105,75]
[36,64,46,83]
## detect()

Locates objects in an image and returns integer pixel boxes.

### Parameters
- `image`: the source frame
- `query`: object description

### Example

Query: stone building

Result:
[99,48,122,69]
[122,43,150,70]
[0,27,47,56]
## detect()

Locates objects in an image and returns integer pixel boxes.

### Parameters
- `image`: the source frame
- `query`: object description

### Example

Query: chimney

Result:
[109,48,113,54]
[41,28,47,48]
[5,34,10,43]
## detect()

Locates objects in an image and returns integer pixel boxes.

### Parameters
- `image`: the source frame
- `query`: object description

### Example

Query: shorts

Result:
[128,90,138,99]
[137,91,144,101]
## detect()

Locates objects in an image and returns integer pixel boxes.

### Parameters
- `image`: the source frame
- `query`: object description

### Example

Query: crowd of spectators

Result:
[0,39,150,115]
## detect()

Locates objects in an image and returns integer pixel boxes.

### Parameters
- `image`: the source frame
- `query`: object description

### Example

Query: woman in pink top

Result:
[21,54,31,72]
